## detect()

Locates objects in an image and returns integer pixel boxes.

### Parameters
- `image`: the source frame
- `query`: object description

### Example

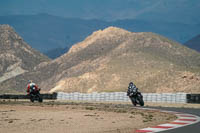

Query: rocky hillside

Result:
[1,27,200,93]
[37,27,200,93]
[185,34,200,52]
[0,25,50,93]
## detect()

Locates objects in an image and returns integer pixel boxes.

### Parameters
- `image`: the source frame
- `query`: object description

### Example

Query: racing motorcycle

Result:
[29,87,43,103]
[127,88,144,106]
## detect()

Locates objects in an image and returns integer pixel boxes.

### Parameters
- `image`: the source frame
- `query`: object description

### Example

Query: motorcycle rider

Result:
[127,82,142,97]
[127,82,144,106]
[127,82,138,96]
[26,80,40,94]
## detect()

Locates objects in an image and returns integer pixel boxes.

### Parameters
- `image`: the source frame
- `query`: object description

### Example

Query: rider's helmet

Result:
[129,82,134,86]
[28,80,32,84]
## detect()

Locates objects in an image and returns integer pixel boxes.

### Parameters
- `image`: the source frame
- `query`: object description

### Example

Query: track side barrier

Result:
[0,93,57,100]
[1,92,200,104]
[57,92,189,103]
[187,94,200,104]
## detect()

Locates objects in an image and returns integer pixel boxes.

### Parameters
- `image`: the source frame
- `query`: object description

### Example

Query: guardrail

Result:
[1,92,200,104]
[57,92,188,103]
[0,93,57,100]
[187,94,200,104]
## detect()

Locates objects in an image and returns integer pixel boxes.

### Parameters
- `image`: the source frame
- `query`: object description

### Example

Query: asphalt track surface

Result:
[145,106,200,133]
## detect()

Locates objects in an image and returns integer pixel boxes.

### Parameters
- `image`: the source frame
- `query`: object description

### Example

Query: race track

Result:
[143,106,200,133]
[0,100,199,133]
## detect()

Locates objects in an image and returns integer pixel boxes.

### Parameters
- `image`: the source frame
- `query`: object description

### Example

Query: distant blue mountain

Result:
[0,14,199,58]
[45,47,70,59]
[0,14,109,52]
[1,0,200,24]
[184,34,200,52]
[112,19,200,43]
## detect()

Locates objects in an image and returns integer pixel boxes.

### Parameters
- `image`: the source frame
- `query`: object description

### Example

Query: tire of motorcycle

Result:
[138,96,144,106]
[130,97,137,106]
[30,97,34,102]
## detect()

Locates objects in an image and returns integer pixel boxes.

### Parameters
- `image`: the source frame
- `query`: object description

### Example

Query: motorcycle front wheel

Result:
[137,96,144,106]
[30,96,34,102]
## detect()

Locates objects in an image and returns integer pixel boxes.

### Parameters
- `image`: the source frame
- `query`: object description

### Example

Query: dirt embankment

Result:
[0,101,176,133]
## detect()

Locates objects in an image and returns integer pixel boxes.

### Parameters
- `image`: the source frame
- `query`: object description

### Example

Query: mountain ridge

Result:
[1,0,199,24]
[1,14,200,59]
[0,24,50,93]
[1,26,200,94]
[38,27,200,93]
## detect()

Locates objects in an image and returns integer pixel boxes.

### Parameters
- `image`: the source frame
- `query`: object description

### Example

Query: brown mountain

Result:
[185,34,200,52]
[37,27,200,93]
[0,25,50,93]
[1,27,200,93]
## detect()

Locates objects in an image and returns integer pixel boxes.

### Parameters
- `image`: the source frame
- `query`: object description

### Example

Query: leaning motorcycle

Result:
[29,87,43,103]
[127,90,144,106]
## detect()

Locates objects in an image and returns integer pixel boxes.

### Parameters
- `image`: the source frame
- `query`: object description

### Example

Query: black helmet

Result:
[129,82,134,86]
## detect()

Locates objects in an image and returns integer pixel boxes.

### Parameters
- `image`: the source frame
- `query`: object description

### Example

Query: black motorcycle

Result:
[127,89,144,106]
[29,87,43,103]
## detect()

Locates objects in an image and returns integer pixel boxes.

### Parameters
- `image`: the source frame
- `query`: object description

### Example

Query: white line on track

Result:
[134,107,200,133]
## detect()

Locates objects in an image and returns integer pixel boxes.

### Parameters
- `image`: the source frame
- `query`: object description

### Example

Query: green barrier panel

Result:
[0,93,57,100]
[187,94,200,104]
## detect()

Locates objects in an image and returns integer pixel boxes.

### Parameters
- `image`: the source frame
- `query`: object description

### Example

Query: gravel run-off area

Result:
[0,100,177,133]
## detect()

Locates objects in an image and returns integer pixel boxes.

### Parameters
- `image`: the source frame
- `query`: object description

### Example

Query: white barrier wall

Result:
[57,92,187,103]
